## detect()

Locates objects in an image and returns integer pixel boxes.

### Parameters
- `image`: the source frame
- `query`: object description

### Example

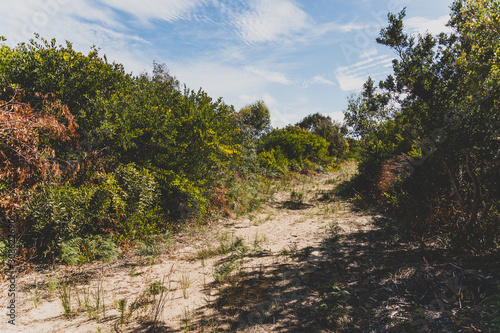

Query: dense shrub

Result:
[0,35,347,266]
[60,235,120,265]
[258,148,290,174]
[259,126,330,170]
[296,113,348,158]
[344,1,500,251]
[0,35,130,134]
[19,164,161,261]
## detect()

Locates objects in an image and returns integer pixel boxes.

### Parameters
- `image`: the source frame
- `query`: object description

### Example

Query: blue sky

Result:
[1,0,454,127]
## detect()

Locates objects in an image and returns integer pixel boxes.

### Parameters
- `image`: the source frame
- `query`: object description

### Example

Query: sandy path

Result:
[1,163,372,332]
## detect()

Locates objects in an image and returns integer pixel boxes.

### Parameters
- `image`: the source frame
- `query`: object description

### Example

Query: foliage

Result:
[135,233,171,256]
[0,88,77,217]
[259,126,330,170]
[257,148,289,174]
[479,290,500,331]
[237,100,271,139]
[60,235,120,265]
[344,77,390,140]
[344,1,500,251]
[296,112,348,158]
[19,164,160,261]
[99,68,241,220]
[319,284,350,324]
[0,35,129,134]
[0,34,345,266]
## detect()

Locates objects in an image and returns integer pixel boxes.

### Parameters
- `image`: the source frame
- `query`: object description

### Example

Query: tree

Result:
[345,1,499,250]
[344,77,390,140]
[237,100,271,138]
[296,113,348,158]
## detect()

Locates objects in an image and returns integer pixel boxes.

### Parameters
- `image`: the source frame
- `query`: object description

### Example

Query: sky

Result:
[1,0,454,127]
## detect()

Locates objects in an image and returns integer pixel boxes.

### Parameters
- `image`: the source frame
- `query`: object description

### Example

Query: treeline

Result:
[0,36,347,265]
[344,0,499,251]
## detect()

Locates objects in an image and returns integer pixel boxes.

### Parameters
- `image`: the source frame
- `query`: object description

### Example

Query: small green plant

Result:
[116,299,128,326]
[82,278,106,319]
[129,266,137,278]
[319,284,350,324]
[148,281,167,296]
[180,271,191,299]
[180,307,191,332]
[290,190,304,203]
[321,222,342,256]
[479,291,500,330]
[48,275,59,296]
[197,232,248,260]
[280,248,292,256]
[213,259,238,284]
[219,232,247,255]
[253,232,267,251]
[31,280,40,308]
[283,189,308,209]
[373,217,401,247]
[136,232,171,256]
[148,278,169,330]
[58,280,73,318]
[60,235,120,265]
[327,221,342,238]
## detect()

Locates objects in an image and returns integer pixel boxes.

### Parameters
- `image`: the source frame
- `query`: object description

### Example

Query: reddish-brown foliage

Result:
[210,184,232,217]
[0,88,77,216]
[377,154,409,195]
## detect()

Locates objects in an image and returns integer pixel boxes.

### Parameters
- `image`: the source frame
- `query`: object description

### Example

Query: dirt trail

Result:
[1,162,496,332]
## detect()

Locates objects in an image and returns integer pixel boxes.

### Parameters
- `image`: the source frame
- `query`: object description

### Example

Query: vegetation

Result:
[0,35,347,265]
[344,0,499,252]
[0,1,498,331]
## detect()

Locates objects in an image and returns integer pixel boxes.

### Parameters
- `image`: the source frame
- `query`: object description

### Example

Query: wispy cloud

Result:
[405,15,452,35]
[300,75,336,88]
[231,0,310,44]
[314,21,368,35]
[0,0,152,75]
[311,75,336,86]
[245,66,292,85]
[98,0,206,23]
[335,55,393,91]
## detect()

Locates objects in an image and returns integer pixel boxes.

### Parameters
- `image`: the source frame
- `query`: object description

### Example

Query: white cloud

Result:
[230,0,370,45]
[169,60,263,101]
[359,47,378,59]
[0,0,151,75]
[335,55,393,92]
[232,0,310,44]
[98,0,205,23]
[312,75,336,86]
[300,75,336,88]
[335,73,367,92]
[245,66,292,85]
[405,15,452,35]
[314,21,368,36]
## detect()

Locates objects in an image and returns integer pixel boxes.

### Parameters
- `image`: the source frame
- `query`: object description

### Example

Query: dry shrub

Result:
[0,88,77,220]
[377,154,410,197]
[210,185,233,217]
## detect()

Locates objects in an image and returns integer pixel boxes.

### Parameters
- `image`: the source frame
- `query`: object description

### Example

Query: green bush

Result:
[257,148,289,174]
[260,126,330,170]
[60,235,120,265]
[296,113,348,158]
[343,3,500,250]
[19,163,162,261]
